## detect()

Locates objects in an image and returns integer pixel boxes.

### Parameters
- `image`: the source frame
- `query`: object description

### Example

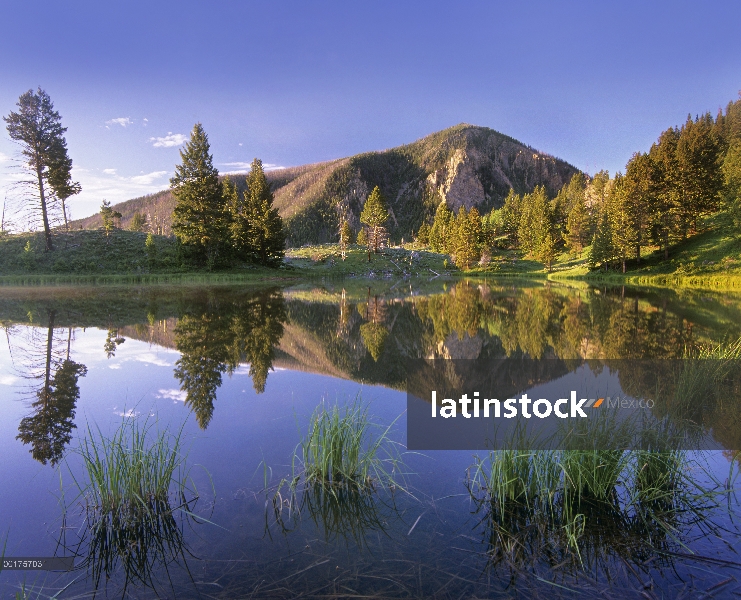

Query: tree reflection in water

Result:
[173,287,286,428]
[15,310,87,465]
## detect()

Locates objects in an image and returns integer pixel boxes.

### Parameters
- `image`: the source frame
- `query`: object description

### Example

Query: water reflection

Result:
[13,310,87,465]
[173,287,286,427]
[2,283,741,441]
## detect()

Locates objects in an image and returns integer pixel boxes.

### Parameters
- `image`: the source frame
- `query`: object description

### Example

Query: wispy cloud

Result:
[70,167,171,217]
[0,374,18,385]
[149,133,187,148]
[105,117,133,128]
[221,161,286,173]
[0,152,10,163]
[130,171,168,185]
[114,409,140,418]
[155,389,187,403]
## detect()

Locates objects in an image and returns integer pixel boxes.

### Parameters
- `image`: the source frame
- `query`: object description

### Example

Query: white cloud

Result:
[0,152,10,163]
[0,374,18,385]
[130,171,168,185]
[133,352,172,367]
[155,389,187,403]
[106,117,133,128]
[71,167,171,216]
[149,132,187,148]
[115,409,140,418]
[221,162,286,174]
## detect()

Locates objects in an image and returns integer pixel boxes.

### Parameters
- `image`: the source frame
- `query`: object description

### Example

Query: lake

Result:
[1,280,740,598]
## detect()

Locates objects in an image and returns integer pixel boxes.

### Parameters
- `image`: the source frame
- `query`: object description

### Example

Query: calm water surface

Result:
[1,281,740,598]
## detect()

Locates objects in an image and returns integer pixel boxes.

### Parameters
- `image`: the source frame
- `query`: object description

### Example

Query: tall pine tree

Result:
[171,124,228,269]
[4,88,81,250]
[360,186,389,256]
[242,158,285,266]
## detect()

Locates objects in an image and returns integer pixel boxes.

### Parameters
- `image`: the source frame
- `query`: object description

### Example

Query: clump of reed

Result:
[69,416,203,592]
[263,397,406,544]
[467,444,732,573]
[661,337,741,424]
[301,399,402,490]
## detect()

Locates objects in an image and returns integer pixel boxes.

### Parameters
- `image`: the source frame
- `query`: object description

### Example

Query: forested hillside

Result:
[70,124,579,246]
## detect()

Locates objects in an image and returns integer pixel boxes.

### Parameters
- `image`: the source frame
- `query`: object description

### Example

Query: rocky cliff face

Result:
[276,124,580,245]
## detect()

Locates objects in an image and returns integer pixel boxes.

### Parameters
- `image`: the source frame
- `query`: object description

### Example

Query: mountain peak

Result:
[71,125,579,246]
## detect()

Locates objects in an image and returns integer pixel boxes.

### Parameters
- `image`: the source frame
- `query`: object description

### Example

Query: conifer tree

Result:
[648,128,679,258]
[417,222,431,245]
[674,114,723,236]
[606,176,634,272]
[565,193,590,253]
[4,88,81,250]
[588,212,614,269]
[100,200,114,236]
[242,158,285,266]
[171,123,228,269]
[538,231,557,272]
[500,189,522,242]
[128,212,147,232]
[360,186,389,256]
[429,201,453,253]
[452,207,482,269]
[723,142,741,229]
[339,219,352,260]
[518,186,551,256]
[622,152,654,262]
[356,227,368,246]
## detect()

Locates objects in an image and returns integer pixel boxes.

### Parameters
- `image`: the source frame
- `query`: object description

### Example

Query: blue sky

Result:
[1,0,740,221]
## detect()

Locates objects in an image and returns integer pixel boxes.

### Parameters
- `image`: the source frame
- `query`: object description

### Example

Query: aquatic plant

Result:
[262,397,407,544]
[301,399,402,490]
[466,444,738,577]
[68,416,205,593]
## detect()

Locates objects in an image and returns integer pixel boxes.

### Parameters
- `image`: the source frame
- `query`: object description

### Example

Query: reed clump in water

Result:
[467,444,734,573]
[70,416,203,592]
[263,397,407,543]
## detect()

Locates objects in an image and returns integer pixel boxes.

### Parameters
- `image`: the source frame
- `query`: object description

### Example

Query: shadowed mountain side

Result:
[69,125,580,245]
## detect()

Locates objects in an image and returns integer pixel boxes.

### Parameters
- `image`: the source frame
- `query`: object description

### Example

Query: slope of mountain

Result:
[70,124,580,246]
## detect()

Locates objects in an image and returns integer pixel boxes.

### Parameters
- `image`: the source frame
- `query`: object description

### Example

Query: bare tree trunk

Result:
[61,198,69,231]
[36,165,53,251]
[44,310,56,392]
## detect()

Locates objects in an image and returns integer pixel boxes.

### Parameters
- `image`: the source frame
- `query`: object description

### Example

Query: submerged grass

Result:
[65,415,206,594]
[301,399,402,489]
[262,396,408,544]
[467,444,736,574]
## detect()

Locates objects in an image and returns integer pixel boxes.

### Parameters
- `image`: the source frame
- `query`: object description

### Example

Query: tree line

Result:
[417,96,741,272]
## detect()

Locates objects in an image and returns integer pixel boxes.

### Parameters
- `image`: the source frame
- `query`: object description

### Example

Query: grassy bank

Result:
[549,218,741,290]
[0,229,300,285]
[2,220,740,292]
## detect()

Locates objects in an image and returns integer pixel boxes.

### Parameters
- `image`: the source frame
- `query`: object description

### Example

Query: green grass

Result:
[301,399,402,489]
[68,415,204,592]
[551,216,741,290]
[286,244,454,279]
[0,229,299,283]
[262,397,408,543]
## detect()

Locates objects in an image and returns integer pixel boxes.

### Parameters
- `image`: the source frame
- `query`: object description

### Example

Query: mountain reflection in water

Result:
[2,282,741,453]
